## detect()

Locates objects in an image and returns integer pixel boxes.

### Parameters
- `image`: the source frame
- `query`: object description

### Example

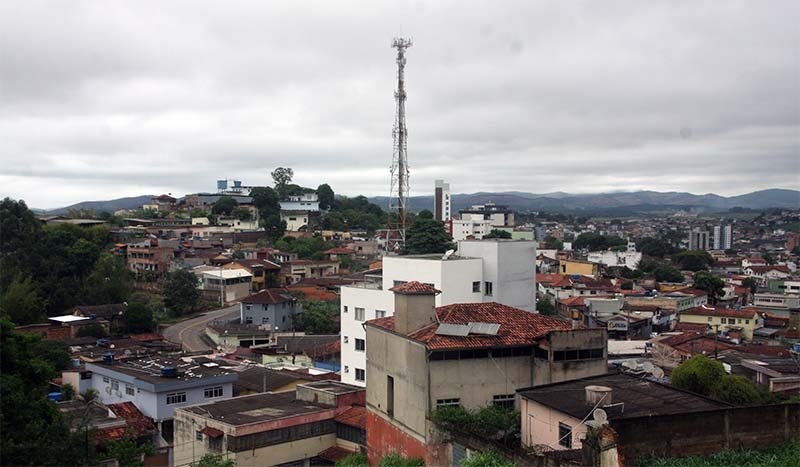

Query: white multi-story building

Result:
[713,224,733,250]
[587,242,642,269]
[279,193,320,211]
[451,218,493,241]
[434,180,451,222]
[339,239,536,386]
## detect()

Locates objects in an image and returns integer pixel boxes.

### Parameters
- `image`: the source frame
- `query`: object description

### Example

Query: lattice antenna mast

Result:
[388,37,412,249]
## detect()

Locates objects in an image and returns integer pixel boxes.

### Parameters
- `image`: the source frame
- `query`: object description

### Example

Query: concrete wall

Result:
[533,330,608,386]
[429,356,533,410]
[521,397,587,450]
[458,240,536,312]
[340,286,394,386]
[365,326,430,440]
[611,403,800,460]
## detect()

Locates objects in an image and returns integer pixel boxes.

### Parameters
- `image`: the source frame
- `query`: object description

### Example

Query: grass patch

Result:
[634,440,800,467]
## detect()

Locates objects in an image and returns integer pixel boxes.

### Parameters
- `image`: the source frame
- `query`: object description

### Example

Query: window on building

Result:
[244,316,253,324]
[355,338,365,351]
[355,368,365,382]
[473,281,481,293]
[125,385,135,396]
[343,306,348,313]
[484,281,493,296]
[344,365,349,373]
[387,375,395,418]
[707,317,712,322]
[376,309,386,318]
[245,304,252,311]
[204,386,224,398]
[436,398,461,408]
[745,320,750,324]
[343,336,349,344]
[355,307,365,321]
[209,436,222,452]
[262,317,269,324]
[196,431,203,441]
[103,377,110,383]
[559,422,573,448]
[393,280,407,287]
[492,394,515,409]
[111,380,119,391]
[166,392,187,405]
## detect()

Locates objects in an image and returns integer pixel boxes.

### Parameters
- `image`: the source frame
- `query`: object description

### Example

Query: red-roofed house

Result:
[364,284,607,465]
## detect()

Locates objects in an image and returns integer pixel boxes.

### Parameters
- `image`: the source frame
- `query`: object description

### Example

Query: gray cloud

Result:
[1,0,798,208]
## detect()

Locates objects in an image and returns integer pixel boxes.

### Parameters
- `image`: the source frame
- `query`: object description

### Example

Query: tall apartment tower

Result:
[713,224,733,250]
[434,179,451,222]
[688,228,710,251]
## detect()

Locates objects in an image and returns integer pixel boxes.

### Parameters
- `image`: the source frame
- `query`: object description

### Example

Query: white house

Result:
[279,193,320,212]
[86,356,237,435]
[586,250,642,269]
[451,218,493,241]
[339,239,536,386]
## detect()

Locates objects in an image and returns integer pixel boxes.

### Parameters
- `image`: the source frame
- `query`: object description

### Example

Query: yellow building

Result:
[679,306,763,341]
[559,259,600,278]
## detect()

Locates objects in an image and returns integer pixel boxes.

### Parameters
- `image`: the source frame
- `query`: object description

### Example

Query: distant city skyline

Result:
[1,1,798,208]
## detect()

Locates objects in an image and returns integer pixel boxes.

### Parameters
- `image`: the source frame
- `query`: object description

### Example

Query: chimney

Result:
[585,385,612,407]
[390,281,440,335]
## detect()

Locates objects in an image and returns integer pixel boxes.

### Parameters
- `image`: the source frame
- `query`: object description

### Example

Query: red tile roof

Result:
[335,405,366,429]
[241,288,294,304]
[107,402,157,437]
[200,426,224,438]
[747,265,791,274]
[681,305,759,319]
[536,274,567,286]
[367,302,572,351]
[389,281,441,295]
[129,333,163,342]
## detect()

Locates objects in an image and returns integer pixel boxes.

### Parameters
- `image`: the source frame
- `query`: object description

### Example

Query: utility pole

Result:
[388,37,412,251]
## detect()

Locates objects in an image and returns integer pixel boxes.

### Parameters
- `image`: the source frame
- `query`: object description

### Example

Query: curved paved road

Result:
[162,305,239,352]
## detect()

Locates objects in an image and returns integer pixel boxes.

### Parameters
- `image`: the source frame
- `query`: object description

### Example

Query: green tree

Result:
[194,453,236,467]
[462,451,515,467]
[574,233,626,251]
[0,275,46,325]
[541,236,564,250]
[123,301,155,334]
[61,382,76,401]
[693,271,725,304]
[537,296,556,316]
[0,319,84,465]
[75,322,108,338]
[84,253,133,305]
[0,198,44,291]
[670,355,727,396]
[261,214,287,243]
[484,229,512,239]
[673,250,713,272]
[741,277,759,293]
[336,453,369,466]
[653,263,684,283]
[232,207,252,221]
[712,374,775,406]
[317,183,335,211]
[298,300,339,334]
[636,237,678,258]
[163,270,200,316]
[271,167,294,197]
[377,455,425,467]
[404,218,454,255]
[105,435,155,467]
[211,196,237,216]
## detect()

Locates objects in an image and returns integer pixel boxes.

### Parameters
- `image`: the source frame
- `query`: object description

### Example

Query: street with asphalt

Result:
[162,304,239,352]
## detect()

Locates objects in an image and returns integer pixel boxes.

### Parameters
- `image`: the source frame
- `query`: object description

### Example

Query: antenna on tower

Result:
[387,37,413,252]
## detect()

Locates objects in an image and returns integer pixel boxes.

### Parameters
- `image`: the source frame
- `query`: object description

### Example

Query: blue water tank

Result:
[161,366,177,378]
[103,353,114,364]
[48,392,62,402]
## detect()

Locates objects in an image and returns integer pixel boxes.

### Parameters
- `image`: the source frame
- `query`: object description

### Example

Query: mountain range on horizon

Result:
[33,188,799,216]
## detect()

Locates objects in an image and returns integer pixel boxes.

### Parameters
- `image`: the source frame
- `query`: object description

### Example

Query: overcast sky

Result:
[1,1,798,209]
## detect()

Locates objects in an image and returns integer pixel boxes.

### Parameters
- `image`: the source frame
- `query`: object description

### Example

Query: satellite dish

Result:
[593,408,608,425]
[652,367,665,379]
[642,361,655,373]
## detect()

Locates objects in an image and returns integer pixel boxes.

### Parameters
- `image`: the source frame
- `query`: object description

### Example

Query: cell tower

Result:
[388,37,412,250]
